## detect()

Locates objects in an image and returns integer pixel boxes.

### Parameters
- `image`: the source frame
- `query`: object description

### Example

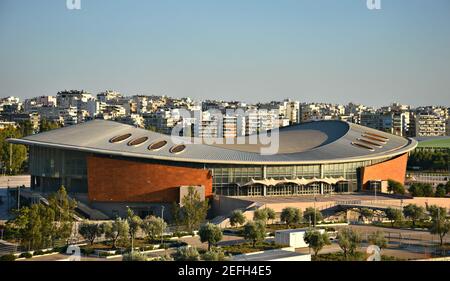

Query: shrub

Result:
[153,254,174,261]
[81,247,95,256]
[20,252,33,259]
[56,245,69,253]
[99,252,112,258]
[0,254,16,261]
[174,246,200,261]
[33,250,45,256]
[169,241,188,248]
[122,252,147,261]
[139,245,155,251]
[201,248,228,261]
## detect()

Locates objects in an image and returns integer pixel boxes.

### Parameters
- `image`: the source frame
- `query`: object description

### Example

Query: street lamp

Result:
[313,185,316,228]
[161,205,165,248]
[126,205,134,257]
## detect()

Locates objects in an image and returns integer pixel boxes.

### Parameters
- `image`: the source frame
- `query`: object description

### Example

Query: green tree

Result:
[368,231,387,251]
[174,246,200,261]
[141,215,167,242]
[387,179,406,195]
[48,186,76,245]
[7,203,57,250]
[126,208,142,248]
[280,207,302,228]
[243,221,266,247]
[253,208,269,223]
[435,184,447,198]
[182,187,209,232]
[266,208,276,224]
[385,208,403,227]
[253,208,276,224]
[0,126,27,175]
[410,183,434,197]
[104,218,129,249]
[229,210,246,227]
[427,205,446,218]
[78,223,104,245]
[39,118,60,133]
[199,223,223,251]
[422,184,434,197]
[336,228,361,259]
[408,183,424,197]
[171,202,183,231]
[304,229,330,256]
[38,204,56,248]
[403,204,425,227]
[359,208,374,222]
[303,207,323,227]
[17,120,34,136]
[428,206,450,246]
[445,181,450,194]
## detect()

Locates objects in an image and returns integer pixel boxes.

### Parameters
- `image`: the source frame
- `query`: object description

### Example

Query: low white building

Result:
[232,247,311,261]
[275,228,325,248]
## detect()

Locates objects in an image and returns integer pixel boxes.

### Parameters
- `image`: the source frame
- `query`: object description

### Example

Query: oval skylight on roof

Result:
[351,141,375,151]
[363,132,389,141]
[148,140,168,151]
[361,134,387,144]
[357,138,383,148]
[128,136,149,146]
[169,144,186,154]
[110,133,132,143]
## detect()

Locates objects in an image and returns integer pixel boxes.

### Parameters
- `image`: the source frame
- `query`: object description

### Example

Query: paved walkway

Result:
[295,224,447,260]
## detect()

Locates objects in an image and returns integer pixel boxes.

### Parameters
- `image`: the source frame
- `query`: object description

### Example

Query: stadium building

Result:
[8,119,417,218]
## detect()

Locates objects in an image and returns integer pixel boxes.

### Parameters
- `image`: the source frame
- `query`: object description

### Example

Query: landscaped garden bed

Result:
[372,220,431,230]
[220,241,284,255]
[312,251,405,261]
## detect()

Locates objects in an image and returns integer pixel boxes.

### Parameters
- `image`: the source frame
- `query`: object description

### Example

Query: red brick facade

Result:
[87,156,213,203]
[360,153,409,190]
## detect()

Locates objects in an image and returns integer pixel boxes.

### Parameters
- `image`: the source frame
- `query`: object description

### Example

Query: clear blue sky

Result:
[1,0,449,107]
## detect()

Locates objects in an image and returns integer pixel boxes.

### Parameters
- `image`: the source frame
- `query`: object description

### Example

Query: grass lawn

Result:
[418,138,450,148]
[372,220,431,230]
[220,241,284,255]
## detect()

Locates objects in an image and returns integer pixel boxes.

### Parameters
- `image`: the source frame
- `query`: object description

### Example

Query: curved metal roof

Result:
[8,119,417,165]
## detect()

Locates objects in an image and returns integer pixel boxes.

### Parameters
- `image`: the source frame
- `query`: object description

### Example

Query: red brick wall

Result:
[87,156,213,203]
[361,153,408,190]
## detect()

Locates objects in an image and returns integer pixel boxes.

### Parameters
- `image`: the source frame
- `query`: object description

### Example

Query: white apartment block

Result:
[414,114,446,137]
[446,118,450,136]
[97,90,122,103]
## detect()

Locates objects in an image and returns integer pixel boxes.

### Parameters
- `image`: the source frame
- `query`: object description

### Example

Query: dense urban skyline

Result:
[1,0,450,107]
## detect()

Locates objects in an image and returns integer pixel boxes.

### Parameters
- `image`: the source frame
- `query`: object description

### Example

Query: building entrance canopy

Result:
[241,176,347,187]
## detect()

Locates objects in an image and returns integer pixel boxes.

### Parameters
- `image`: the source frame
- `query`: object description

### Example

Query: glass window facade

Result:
[29,146,88,193]
[210,158,392,196]
[28,146,394,198]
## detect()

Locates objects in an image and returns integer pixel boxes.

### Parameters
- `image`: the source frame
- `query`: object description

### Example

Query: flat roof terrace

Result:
[236,193,404,205]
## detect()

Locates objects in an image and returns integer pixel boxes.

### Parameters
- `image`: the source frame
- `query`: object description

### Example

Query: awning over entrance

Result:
[241,176,347,187]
